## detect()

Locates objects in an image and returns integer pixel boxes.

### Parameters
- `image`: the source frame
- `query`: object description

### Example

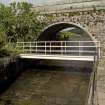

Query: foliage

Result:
[57,31,76,40]
[0,32,6,48]
[0,2,43,56]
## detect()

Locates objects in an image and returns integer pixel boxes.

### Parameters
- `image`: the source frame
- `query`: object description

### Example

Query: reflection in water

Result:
[0,67,90,105]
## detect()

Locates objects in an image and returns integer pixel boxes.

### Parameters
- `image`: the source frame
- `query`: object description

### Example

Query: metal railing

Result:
[85,55,99,105]
[16,41,100,57]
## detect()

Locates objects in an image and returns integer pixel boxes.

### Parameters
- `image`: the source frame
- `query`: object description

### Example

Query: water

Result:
[0,67,90,105]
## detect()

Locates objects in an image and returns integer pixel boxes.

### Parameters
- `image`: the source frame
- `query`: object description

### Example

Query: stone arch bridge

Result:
[15,1,105,105]
[32,4,105,105]
[37,9,105,49]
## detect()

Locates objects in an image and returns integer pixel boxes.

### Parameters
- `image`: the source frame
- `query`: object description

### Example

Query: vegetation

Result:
[57,31,77,40]
[0,2,43,57]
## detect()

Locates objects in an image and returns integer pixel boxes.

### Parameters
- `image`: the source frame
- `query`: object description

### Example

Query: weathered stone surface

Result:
[38,10,105,42]
[0,69,90,105]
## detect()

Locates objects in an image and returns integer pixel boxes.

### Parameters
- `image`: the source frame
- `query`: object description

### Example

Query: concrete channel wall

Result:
[0,56,97,105]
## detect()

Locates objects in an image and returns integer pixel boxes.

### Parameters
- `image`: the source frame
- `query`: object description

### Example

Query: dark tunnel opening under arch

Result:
[38,22,94,41]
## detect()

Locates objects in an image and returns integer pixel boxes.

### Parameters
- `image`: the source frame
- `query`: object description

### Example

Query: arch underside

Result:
[38,22,94,41]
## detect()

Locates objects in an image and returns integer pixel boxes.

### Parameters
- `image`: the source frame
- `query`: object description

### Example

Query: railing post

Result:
[30,42,31,54]
[78,41,83,56]
[23,42,24,53]
[36,42,37,54]
[45,41,46,54]
[65,41,66,54]
[50,42,51,54]
[61,41,63,55]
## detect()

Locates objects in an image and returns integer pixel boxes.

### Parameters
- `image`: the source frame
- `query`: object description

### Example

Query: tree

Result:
[0,2,43,56]
[0,31,6,48]
[0,2,43,42]
[11,2,42,41]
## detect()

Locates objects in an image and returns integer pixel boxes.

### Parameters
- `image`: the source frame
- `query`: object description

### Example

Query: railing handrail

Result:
[17,41,99,43]
[17,46,97,48]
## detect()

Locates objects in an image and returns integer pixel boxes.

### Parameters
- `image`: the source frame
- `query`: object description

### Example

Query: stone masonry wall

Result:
[37,10,105,56]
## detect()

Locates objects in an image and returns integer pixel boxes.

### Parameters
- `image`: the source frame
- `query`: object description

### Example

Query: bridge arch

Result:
[38,22,96,42]
[17,22,100,61]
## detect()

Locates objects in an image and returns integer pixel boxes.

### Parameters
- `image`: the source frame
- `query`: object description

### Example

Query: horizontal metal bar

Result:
[17,46,98,48]
[22,49,96,53]
[17,41,99,43]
